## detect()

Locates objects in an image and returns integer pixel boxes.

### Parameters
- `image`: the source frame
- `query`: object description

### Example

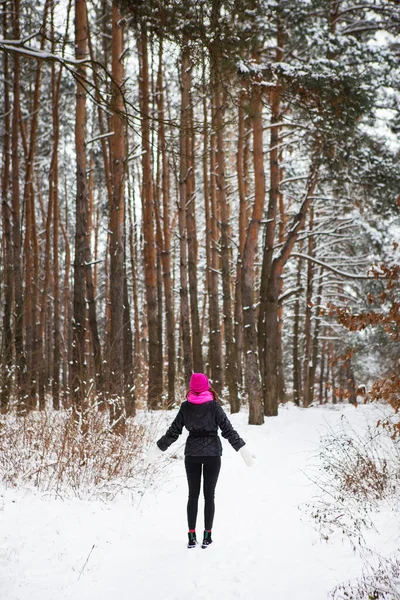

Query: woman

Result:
[148,372,255,549]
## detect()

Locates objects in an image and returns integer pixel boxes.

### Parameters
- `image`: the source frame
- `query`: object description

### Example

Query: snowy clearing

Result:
[0,403,398,600]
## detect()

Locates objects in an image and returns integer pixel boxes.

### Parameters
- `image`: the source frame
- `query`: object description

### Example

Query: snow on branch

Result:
[290,253,375,280]
[0,40,89,65]
[86,131,115,145]
[0,38,144,126]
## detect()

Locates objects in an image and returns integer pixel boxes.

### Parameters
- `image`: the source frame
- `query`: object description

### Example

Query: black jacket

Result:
[156,400,246,457]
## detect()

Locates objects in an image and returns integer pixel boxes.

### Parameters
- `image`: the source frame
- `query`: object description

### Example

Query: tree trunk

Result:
[127,175,141,382]
[11,0,26,412]
[292,253,303,406]
[51,1,62,411]
[257,26,284,384]
[138,27,163,407]
[309,266,324,405]
[241,83,265,425]
[87,17,113,207]
[123,268,135,417]
[263,159,320,416]
[234,93,249,390]
[1,4,12,412]
[139,27,163,408]
[61,211,72,407]
[208,99,223,394]
[276,144,287,402]
[258,88,281,382]
[23,0,50,411]
[303,208,314,408]
[263,282,280,417]
[330,341,337,404]
[55,2,73,408]
[214,81,239,411]
[319,335,326,404]
[108,1,126,431]
[85,152,103,399]
[38,170,53,411]
[156,41,175,405]
[72,0,89,425]
[186,85,203,374]
[345,356,357,405]
[178,43,194,387]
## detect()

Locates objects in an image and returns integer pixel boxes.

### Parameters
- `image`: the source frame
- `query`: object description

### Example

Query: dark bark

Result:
[139,26,163,408]
[51,0,67,411]
[23,0,50,411]
[61,208,72,407]
[127,175,141,382]
[241,83,265,425]
[178,42,194,387]
[292,253,303,406]
[156,41,175,405]
[319,336,326,404]
[214,81,239,412]
[234,93,249,390]
[85,153,103,399]
[263,159,320,416]
[303,208,314,408]
[187,91,204,374]
[123,271,135,417]
[346,356,357,405]
[1,5,12,412]
[71,0,89,424]
[109,1,126,431]
[11,0,26,412]
[276,145,287,402]
[330,342,337,404]
[39,168,53,411]
[208,106,223,394]
[257,28,284,384]
[258,88,281,382]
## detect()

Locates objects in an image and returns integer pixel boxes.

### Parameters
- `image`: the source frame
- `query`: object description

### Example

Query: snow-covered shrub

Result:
[331,555,400,600]
[304,411,400,598]
[0,408,159,500]
[320,425,394,504]
[305,415,400,548]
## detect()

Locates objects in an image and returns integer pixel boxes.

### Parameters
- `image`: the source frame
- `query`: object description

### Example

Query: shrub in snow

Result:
[330,555,400,600]
[0,408,161,500]
[303,412,400,598]
[305,415,399,549]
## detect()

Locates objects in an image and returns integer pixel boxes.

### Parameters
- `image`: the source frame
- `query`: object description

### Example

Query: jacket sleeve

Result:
[156,406,185,451]
[215,404,246,452]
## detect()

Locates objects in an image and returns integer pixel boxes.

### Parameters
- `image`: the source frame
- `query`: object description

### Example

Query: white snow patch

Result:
[0,404,397,600]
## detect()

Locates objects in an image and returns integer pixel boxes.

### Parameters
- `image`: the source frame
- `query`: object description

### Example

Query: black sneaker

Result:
[202,530,212,549]
[187,532,197,548]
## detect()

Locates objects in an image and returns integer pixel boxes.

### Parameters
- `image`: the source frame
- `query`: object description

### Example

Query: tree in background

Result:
[0,0,398,425]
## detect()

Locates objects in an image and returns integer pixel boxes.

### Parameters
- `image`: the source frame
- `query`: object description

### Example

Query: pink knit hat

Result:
[189,373,210,394]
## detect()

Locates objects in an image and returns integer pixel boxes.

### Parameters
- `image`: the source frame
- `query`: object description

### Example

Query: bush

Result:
[331,555,400,600]
[303,411,400,598]
[0,407,156,500]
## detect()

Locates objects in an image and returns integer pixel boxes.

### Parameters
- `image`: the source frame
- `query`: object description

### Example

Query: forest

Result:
[1,2,400,598]
[0,0,399,428]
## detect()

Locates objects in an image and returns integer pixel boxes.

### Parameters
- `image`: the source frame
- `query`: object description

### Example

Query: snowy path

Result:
[0,404,396,600]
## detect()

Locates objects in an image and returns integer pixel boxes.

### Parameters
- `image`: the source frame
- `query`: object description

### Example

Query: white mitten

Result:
[240,445,256,467]
[145,444,164,463]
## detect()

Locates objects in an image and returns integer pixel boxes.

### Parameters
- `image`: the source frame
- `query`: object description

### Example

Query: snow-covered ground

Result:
[0,403,398,600]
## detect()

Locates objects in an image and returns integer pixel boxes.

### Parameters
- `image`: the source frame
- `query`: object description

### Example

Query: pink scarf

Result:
[187,390,214,404]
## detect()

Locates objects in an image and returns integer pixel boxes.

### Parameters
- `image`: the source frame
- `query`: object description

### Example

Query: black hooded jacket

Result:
[156,400,246,457]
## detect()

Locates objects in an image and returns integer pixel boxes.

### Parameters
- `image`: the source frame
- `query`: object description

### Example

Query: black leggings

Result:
[185,456,221,531]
